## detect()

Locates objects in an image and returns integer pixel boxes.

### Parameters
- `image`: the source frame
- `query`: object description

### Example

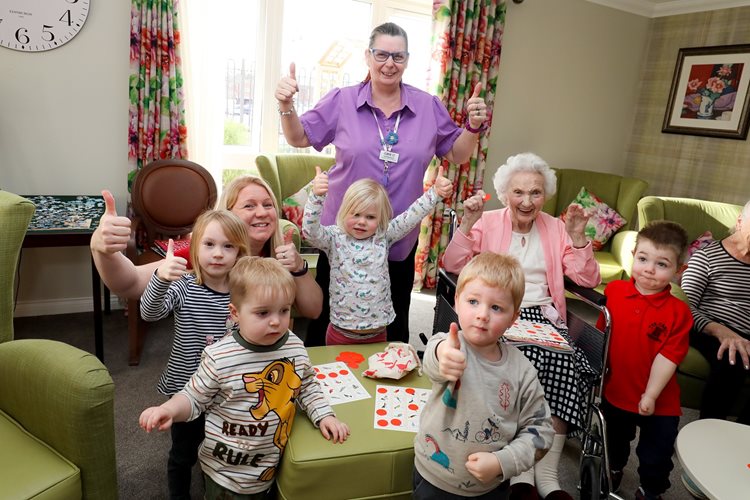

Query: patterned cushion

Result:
[560,187,627,251]
[281,183,311,239]
[677,230,714,284]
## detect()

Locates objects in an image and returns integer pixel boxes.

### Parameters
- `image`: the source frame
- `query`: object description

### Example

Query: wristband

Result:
[465,119,487,134]
[290,259,308,277]
[278,105,295,117]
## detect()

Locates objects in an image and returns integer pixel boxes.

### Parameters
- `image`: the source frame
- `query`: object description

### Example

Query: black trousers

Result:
[413,467,510,500]
[690,328,750,423]
[601,398,678,496]
[305,243,417,347]
[167,414,205,500]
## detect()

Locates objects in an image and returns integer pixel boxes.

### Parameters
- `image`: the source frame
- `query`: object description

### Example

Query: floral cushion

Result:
[281,183,311,240]
[677,230,714,284]
[560,187,627,251]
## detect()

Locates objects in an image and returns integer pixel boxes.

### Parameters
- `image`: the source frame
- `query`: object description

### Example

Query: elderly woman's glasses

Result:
[369,48,409,63]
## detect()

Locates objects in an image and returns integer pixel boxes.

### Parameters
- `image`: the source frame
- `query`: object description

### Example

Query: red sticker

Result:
[377,387,388,393]
[391,418,402,426]
[408,404,419,411]
[376,409,387,416]
[405,388,416,395]
[377,419,389,427]
[316,374,325,379]
[339,369,349,376]
[329,372,338,378]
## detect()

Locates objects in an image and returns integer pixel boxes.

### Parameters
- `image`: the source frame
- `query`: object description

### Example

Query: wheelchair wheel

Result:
[579,455,602,500]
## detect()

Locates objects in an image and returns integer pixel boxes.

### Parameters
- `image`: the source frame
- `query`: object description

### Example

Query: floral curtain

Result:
[414,0,506,289]
[128,0,188,190]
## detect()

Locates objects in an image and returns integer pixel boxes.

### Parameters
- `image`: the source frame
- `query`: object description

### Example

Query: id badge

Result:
[379,150,399,163]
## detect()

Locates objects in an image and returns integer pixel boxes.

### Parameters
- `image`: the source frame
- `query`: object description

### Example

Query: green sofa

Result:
[543,169,648,286]
[0,339,117,499]
[0,191,35,344]
[636,195,746,411]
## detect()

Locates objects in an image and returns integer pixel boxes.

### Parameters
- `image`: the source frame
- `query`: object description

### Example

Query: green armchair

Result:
[0,339,117,499]
[636,195,746,410]
[542,168,648,285]
[254,153,335,210]
[0,191,35,344]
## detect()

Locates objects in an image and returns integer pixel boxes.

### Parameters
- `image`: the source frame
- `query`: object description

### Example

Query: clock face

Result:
[0,0,90,52]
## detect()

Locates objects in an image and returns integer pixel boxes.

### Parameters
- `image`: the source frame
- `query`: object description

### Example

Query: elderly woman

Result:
[681,200,750,424]
[90,175,323,316]
[275,21,488,346]
[443,152,600,500]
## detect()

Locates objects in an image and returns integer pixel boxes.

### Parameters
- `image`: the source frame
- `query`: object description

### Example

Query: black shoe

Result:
[609,469,623,493]
[509,483,539,500]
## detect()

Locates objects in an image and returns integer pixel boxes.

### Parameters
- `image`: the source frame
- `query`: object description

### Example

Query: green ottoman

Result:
[277,343,431,500]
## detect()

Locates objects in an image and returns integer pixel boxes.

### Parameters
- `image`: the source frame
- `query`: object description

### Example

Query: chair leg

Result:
[128,298,147,365]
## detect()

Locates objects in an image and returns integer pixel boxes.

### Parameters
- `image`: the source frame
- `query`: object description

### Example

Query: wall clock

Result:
[0,0,90,52]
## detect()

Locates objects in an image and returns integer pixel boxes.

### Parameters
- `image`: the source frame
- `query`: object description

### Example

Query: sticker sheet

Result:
[374,385,431,432]
[312,362,370,405]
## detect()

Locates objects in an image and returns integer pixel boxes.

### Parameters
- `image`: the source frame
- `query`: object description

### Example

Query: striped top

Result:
[140,273,233,395]
[681,240,750,337]
[181,330,334,494]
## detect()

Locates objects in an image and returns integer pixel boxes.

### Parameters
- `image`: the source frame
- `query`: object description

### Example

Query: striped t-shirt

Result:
[140,272,233,395]
[181,330,334,494]
[681,239,750,337]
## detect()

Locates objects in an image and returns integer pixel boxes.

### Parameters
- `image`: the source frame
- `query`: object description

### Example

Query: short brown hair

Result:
[189,210,250,285]
[636,220,689,265]
[455,252,526,312]
[229,256,295,308]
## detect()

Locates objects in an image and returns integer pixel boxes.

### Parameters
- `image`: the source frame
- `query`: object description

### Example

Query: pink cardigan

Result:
[443,208,601,322]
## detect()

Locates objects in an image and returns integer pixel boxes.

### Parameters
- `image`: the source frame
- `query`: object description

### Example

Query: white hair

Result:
[743,199,750,219]
[492,152,557,206]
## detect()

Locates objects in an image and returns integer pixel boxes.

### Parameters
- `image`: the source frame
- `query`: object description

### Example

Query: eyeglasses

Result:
[369,48,409,64]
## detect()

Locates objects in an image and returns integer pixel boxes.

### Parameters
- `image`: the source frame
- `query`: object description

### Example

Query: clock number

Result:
[15,28,30,45]
[60,10,72,26]
[42,25,55,42]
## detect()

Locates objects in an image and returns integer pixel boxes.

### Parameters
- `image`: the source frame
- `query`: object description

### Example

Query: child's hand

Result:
[157,239,188,281]
[638,394,656,416]
[312,166,329,196]
[465,451,502,484]
[318,415,350,444]
[139,406,174,432]
[434,166,453,199]
[436,323,466,381]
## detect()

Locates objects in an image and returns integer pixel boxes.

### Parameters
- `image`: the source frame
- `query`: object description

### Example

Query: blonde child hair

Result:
[189,210,251,285]
[218,175,284,256]
[335,178,393,233]
[455,252,526,312]
[229,256,296,308]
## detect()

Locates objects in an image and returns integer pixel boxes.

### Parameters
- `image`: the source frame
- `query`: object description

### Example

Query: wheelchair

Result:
[428,266,619,499]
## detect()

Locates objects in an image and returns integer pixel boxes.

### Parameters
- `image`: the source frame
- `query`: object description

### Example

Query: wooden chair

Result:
[126,159,217,365]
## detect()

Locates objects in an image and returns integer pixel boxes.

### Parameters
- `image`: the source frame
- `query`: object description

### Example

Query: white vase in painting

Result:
[697,95,715,118]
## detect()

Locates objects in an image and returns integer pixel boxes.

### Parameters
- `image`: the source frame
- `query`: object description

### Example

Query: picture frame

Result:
[662,44,750,140]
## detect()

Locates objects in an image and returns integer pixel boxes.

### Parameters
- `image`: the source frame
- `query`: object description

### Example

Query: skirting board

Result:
[13,296,124,318]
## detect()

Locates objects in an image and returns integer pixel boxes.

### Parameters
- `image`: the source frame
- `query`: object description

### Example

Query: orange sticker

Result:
[483,193,491,201]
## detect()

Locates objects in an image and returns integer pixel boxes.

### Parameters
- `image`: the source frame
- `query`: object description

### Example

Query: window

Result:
[182,0,432,182]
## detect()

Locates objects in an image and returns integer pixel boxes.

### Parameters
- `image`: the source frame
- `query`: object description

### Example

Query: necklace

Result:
[372,109,401,186]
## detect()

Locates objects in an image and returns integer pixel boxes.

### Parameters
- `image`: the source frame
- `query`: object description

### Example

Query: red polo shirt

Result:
[597,279,692,416]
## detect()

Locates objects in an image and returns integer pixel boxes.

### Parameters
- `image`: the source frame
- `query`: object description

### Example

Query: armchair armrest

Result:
[610,230,637,279]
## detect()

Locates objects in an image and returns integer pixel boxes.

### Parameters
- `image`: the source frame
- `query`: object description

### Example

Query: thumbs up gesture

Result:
[275,62,299,106]
[312,165,329,196]
[156,239,188,282]
[466,82,487,130]
[90,190,133,254]
[434,166,452,199]
[437,323,466,381]
[275,226,304,274]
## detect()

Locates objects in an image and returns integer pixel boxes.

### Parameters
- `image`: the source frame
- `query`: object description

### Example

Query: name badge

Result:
[379,150,400,163]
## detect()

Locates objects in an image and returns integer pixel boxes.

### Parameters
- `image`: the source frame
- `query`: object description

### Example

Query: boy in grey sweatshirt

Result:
[414,253,554,498]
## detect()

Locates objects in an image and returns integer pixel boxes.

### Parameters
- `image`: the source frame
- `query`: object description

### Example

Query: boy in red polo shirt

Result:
[597,221,692,500]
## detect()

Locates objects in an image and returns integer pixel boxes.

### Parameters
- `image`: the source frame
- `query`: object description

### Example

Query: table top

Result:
[24,195,104,234]
[675,418,750,499]
[284,342,432,462]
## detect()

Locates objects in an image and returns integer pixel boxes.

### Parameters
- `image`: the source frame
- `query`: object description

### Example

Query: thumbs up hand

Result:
[90,190,133,254]
[466,82,487,130]
[312,165,329,196]
[434,166,452,199]
[156,239,188,282]
[275,62,299,106]
[437,323,466,381]
[275,226,304,274]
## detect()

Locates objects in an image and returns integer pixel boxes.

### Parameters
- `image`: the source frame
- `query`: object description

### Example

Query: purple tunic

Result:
[299,81,462,260]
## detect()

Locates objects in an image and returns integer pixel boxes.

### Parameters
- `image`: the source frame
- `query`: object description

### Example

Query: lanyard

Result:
[371,110,401,186]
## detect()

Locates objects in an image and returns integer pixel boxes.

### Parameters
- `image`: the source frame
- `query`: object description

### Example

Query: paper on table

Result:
[312,362,370,405]
[373,385,431,432]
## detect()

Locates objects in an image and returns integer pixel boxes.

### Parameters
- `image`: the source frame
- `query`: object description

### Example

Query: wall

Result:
[483,0,650,209]
[624,7,750,205]
[1,2,131,316]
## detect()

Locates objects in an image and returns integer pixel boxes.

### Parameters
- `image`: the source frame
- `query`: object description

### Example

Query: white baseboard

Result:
[13,296,124,318]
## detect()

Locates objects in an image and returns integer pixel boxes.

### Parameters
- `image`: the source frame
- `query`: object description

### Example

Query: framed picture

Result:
[662,44,750,140]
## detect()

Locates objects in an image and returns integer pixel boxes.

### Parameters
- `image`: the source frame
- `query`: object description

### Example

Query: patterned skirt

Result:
[515,306,595,433]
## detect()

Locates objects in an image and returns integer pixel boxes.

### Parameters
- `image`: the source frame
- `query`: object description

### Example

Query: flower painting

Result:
[663,44,750,139]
